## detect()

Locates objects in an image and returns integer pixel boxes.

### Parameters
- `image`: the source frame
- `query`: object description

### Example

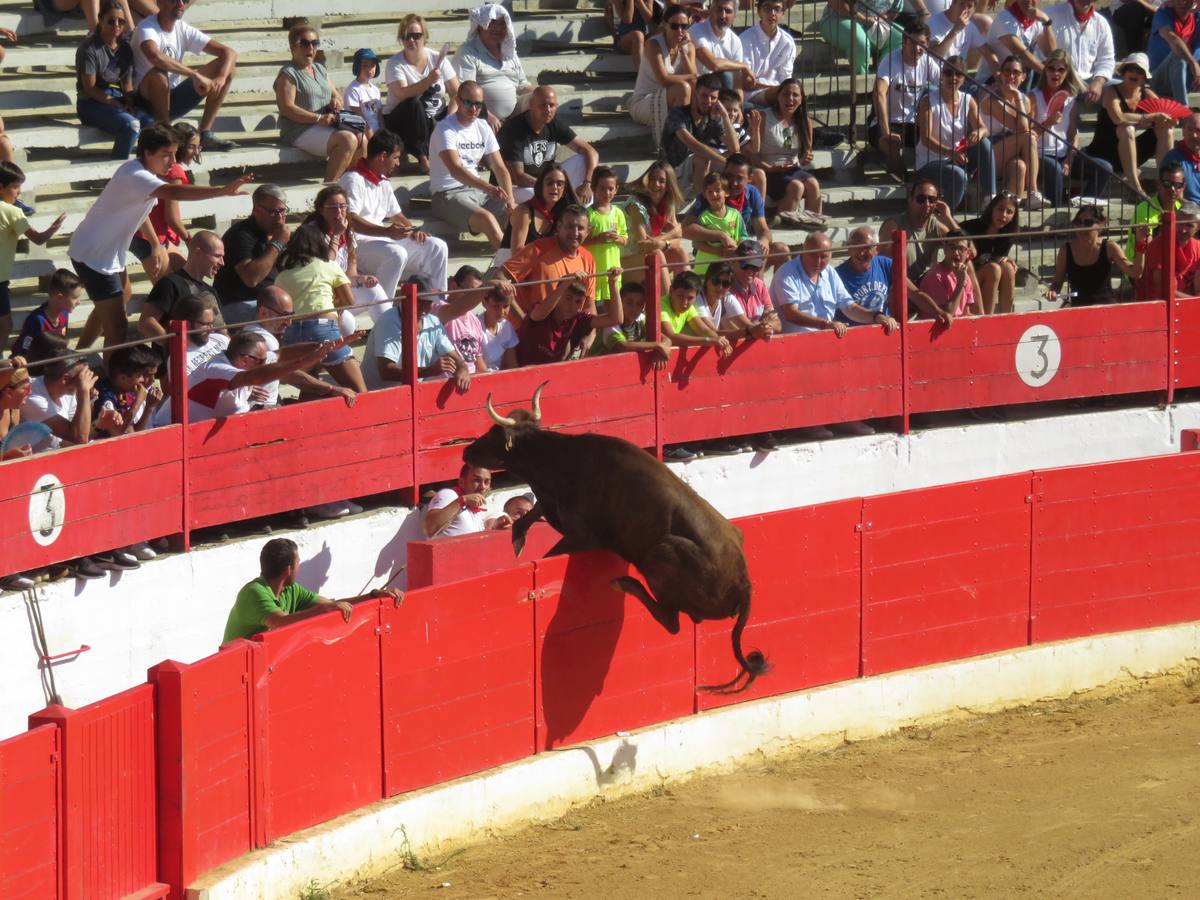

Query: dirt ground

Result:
[336,670,1200,900]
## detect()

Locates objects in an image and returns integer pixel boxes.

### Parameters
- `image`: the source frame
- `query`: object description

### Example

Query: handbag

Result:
[333,111,368,133]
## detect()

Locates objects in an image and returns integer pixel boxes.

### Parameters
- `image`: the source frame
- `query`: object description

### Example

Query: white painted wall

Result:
[2,401,1199,739]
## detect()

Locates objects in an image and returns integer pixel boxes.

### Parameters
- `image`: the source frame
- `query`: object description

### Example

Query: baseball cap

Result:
[735,239,765,269]
[352,48,381,77]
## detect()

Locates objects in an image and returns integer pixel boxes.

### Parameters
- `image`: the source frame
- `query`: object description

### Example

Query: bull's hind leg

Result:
[612,535,711,635]
[611,575,681,634]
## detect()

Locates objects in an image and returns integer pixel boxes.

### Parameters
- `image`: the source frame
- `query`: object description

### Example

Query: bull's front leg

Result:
[511,501,545,557]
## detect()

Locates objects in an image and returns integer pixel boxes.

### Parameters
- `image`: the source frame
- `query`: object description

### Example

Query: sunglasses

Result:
[461,99,485,110]
[323,203,348,211]
[296,38,320,48]
[713,279,733,288]
[668,21,689,30]
[404,32,425,40]
[739,261,762,270]
[915,195,939,204]
[1165,181,1187,189]
[258,204,288,216]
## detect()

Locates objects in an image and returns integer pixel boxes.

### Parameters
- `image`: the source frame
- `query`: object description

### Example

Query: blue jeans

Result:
[914,137,996,211]
[282,316,352,363]
[1038,154,1114,206]
[1151,53,1196,105]
[77,98,155,159]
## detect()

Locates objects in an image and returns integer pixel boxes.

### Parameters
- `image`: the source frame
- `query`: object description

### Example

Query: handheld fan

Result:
[0,421,52,457]
[1136,97,1192,120]
[1043,89,1071,123]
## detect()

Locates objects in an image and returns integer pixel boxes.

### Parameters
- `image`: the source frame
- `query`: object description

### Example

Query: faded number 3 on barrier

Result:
[29,474,65,547]
[1015,324,1062,388]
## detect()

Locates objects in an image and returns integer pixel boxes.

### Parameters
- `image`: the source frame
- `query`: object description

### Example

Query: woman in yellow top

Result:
[277,223,367,393]
[584,167,627,302]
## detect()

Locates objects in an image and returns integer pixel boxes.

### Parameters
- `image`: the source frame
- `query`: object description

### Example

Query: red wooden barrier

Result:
[861,474,1032,675]
[251,600,384,843]
[149,642,258,899]
[533,552,695,749]
[0,724,61,899]
[380,567,536,796]
[908,303,1168,413]
[1030,452,1200,643]
[187,389,413,528]
[413,357,656,486]
[29,685,167,900]
[407,521,560,589]
[0,426,183,571]
[1173,296,1200,389]
[660,328,902,444]
[696,500,863,710]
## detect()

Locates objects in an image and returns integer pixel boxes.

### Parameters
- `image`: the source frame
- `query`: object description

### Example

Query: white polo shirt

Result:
[339,167,403,245]
[739,23,796,88]
[1046,2,1115,81]
[689,19,745,74]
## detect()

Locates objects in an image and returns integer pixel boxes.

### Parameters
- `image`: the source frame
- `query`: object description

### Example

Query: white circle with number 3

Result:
[29,474,66,547]
[1015,324,1061,388]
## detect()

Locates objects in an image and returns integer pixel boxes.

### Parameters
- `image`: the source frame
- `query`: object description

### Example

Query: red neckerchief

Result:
[453,487,484,512]
[1007,2,1036,29]
[1072,2,1095,24]
[1175,8,1197,44]
[352,159,385,185]
[727,190,747,213]
[1175,139,1200,165]
[321,226,348,251]
[529,196,557,227]
[648,198,667,236]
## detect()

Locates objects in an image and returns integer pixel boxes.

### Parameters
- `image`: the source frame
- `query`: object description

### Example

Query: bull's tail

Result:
[698,597,769,694]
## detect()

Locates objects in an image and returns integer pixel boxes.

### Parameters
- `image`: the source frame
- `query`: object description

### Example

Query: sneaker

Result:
[72,558,107,580]
[804,425,835,440]
[833,420,876,436]
[283,509,310,529]
[129,541,157,561]
[663,446,698,462]
[200,130,235,152]
[14,199,34,216]
[1025,190,1050,210]
[778,209,828,229]
[703,439,742,456]
[309,500,352,519]
[0,573,35,592]
[150,537,171,553]
[94,549,140,571]
[345,500,364,515]
[752,432,779,452]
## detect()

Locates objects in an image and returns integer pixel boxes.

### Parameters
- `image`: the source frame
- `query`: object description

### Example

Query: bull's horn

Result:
[485,393,517,427]
[530,381,548,422]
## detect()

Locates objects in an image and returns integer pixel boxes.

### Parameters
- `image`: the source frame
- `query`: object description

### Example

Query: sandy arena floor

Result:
[336,670,1200,899]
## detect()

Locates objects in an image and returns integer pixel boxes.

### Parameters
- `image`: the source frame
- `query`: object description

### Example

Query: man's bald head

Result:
[185,230,225,280]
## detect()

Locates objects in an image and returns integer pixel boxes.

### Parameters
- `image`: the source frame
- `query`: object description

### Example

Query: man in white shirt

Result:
[691,0,753,90]
[131,0,237,150]
[739,0,796,106]
[428,80,516,250]
[977,0,1055,83]
[873,22,942,176]
[340,129,450,300]
[423,464,512,538]
[929,0,993,73]
[20,354,94,451]
[1047,0,1116,103]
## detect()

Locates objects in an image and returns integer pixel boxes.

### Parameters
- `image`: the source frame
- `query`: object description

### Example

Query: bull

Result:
[463,382,768,692]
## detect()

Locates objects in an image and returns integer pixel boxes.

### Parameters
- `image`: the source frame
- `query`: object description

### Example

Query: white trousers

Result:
[356,234,450,300]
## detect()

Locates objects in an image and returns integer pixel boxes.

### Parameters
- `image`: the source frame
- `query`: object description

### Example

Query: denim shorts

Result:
[135,78,204,118]
[282,316,352,364]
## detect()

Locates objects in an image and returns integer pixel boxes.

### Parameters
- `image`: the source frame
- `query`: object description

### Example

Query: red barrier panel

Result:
[150,642,258,899]
[29,685,167,900]
[187,390,413,528]
[861,474,1032,675]
[661,329,902,443]
[251,601,384,843]
[1031,452,1200,642]
[696,500,863,710]
[0,426,183,571]
[908,304,1168,413]
[413,358,656,486]
[0,724,61,899]
[1174,296,1200,388]
[534,552,695,749]
[407,521,560,589]
[380,567,536,796]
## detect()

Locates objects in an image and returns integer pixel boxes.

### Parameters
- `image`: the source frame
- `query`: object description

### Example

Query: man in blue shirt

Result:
[834,225,900,330]
[1148,0,1200,104]
[1161,111,1200,203]
[769,231,886,333]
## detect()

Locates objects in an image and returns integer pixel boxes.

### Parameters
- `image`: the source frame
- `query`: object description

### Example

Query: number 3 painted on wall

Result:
[1015,324,1062,388]
[29,474,66,547]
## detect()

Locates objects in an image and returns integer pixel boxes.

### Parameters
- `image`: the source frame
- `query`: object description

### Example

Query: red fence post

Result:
[647,253,664,460]
[401,282,420,507]
[891,230,909,434]
[169,320,191,552]
[1165,211,1178,406]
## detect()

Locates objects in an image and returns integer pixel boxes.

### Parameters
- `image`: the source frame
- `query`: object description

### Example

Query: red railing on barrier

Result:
[1173,296,1200,390]
[406,521,559,589]
[0,724,61,900]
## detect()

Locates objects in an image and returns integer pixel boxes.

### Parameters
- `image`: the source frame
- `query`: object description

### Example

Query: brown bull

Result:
[463,382,768,692]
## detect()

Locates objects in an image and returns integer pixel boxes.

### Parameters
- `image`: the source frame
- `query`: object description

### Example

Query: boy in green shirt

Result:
[1127,162,1185,260]
[0,162,65,351]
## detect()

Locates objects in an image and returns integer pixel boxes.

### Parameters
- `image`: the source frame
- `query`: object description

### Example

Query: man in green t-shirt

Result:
[1127,162,1186,260]
[222,538,400,644]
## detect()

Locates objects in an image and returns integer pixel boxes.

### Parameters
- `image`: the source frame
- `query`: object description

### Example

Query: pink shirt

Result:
[435,301,487,367]
[920,264,975,316]
[732,276,774,320]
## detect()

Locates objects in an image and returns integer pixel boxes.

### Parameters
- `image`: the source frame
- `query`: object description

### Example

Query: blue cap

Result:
[352,48,380,77]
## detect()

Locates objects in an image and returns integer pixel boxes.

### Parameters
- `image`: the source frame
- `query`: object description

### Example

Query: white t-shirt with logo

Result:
[187,352,252,422]
[151,332,230,426]
[382,53,456,116]
[132,15,211,88]
[876,48,942,125]
[68,159,164,274]
[21,377,78,450]
[429,115,500,194]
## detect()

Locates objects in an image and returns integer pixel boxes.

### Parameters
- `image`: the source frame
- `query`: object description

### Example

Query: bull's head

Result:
[463,381,547,468]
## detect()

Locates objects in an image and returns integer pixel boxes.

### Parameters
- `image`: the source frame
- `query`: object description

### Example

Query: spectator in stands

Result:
[424,465,512,537]
[658,269,731,353]
[1033,49,1112,206]
[345,49,383,137]
[0,162,64,352]
[454,3,533,125]
[214,185,290,327]
[499,85,599,206]
[478,279,521,371]
[913,56,995,212]
[1144,201,1200,297]
[593,280,673,365]
[1127,161,1186,260]
[919,230,983,321]
[1163,110,1200,203]
[504,492,536,521]
[1047,205,1146,305]
[504,204,597,317]
[695,261,773,342]
[131,0,236,151]
[91,343,162,437]
[75,0,156,160]
[742,0,796,105]
[975,0,1054,84]
[624,161,689,291]
[930,0,995,76]
[1047,0,1115,104]
[381,15,459,174]
[501,162,578,264]
[21,350,94,450]
[11,269,79,358]
[585,168,628,302]
[688,172,747,275]
[430,81,517,251]
[834,226,899,330]
[963,192,1019,313]
[517,269,625,365]
[138,230,223,338]
[717,88,755,160]
[1110,0,1157,58]
[728,239,781,338]
[222,537,401,642]
[274,23,367,184]
[872,21,941,178]
[129,121,200,284]
[880,180,957,309]
[0,357,32,461]
[363,277,471,391]
[608,0,661,70]
[148,290,226,426]
[302,184,388,329]
[432,266,494,376]
[662,73,739,197]
[69,125,249,351]
[629,4,698,153]
[341,129,450,299]
[684,154,782,269]
[820,0,903,77]
[1086,53,1174,198]
[37,0,151,33]
[691,0,753,89]
[1148,0,1200,106]
[981,56,1045,208]
[755,78,827,228]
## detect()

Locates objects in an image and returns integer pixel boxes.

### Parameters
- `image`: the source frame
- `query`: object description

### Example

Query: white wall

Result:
[2,401,1199,738]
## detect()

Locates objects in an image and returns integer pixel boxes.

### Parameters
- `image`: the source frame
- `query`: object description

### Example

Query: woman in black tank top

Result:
[500,162,578,259]
[1046,206,1146,307]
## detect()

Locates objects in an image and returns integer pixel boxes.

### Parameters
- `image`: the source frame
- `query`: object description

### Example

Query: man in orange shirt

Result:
[502,204,596,316]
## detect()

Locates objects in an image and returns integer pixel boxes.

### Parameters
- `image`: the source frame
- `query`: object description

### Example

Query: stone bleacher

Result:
[0,0,1143,340]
